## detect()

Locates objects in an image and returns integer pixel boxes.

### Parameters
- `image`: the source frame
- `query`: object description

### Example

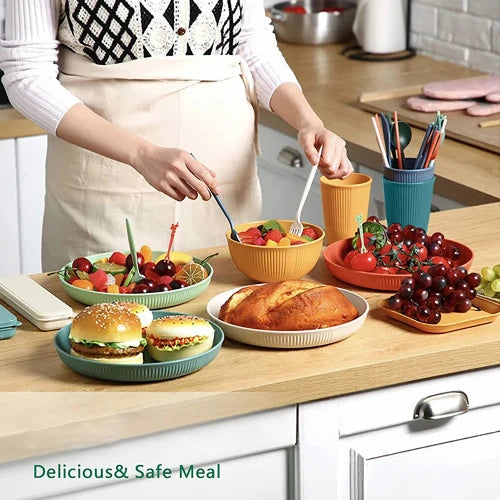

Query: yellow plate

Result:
[380,295,500,333]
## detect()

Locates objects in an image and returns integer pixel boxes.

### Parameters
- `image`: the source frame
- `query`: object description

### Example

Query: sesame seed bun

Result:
[70,303,142,344]
[118,302,153,329]
[146,315,214,362]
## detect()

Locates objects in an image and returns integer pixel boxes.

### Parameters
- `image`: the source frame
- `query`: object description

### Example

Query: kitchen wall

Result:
[411,0,500,73]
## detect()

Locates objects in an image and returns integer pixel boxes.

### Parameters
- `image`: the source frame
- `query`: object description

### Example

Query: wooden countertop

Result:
[1,204,499,463]
[1,45,499,204]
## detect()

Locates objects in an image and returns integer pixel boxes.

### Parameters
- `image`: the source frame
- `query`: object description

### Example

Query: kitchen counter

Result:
[1,203,499,463]
[1,45,498,205]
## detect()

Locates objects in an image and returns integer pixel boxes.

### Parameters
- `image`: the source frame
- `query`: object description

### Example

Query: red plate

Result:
[323,238,474,291]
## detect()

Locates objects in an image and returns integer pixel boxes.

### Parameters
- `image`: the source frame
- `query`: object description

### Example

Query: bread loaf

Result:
[219,280,358,331]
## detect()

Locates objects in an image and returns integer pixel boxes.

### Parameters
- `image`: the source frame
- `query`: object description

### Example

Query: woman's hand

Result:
[132,145,220,202]
[298,125,354,180]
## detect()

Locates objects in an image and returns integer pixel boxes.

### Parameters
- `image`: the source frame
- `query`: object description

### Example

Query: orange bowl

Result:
[226,220,324,282]
[323,238,474,291]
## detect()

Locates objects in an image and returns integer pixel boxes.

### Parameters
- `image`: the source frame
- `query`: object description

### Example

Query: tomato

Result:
[409,242,428,262]
[355,232,378,251]
[429,256,451,269]
[350,252,377,272]
[378,244,408,266]
[71,279,94,290]
[344,249,359,268]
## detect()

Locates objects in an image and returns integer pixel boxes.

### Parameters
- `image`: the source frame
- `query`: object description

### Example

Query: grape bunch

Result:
[477,265,500,300]
[387,264,481,324]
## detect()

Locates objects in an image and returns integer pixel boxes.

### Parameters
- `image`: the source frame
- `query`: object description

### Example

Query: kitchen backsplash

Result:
[0,1,498,72]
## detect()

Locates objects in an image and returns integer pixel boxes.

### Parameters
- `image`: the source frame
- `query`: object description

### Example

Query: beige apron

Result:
[42,47,262,271]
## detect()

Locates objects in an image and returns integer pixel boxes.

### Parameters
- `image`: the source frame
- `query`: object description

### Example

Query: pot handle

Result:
[269,8,287,22]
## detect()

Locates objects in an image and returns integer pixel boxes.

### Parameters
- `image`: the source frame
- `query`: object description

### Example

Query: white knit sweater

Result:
[0,0,299,135]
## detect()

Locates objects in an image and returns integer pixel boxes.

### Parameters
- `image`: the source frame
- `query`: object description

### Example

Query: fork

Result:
[124,218,146,284]
[289,150,321,236]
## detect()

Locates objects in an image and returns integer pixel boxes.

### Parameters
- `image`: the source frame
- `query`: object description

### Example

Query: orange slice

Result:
[140,244,153,264]
[175,262,208,285]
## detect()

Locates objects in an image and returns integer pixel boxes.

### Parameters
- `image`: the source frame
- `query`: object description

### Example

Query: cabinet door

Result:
[58,449,290,500]
[0,139,20,275]
[352,432,500,500]
[16,135,47,274]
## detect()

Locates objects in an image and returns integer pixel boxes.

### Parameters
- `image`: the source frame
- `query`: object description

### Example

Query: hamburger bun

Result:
[146,315,214,362]
[70,303,145,364]
[118,302,153,333]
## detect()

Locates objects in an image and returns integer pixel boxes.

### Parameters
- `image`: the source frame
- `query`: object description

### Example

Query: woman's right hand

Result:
[132,145,220,201]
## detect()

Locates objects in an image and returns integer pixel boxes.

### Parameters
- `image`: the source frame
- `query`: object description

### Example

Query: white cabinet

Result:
[258,125,324,227]
[297,366,500,500]
[0,135,47,276]
[0,139,20,274]
[0,406,296,500]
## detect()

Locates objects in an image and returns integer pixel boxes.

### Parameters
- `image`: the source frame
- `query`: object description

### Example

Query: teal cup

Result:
[383,176,435,232]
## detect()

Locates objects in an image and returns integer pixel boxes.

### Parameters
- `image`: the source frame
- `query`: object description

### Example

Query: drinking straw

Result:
[393,111,403,169]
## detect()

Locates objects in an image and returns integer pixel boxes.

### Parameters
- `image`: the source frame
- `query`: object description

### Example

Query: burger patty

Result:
[70,342,144,358]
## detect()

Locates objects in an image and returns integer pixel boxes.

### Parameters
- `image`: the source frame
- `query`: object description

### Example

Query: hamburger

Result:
[118,302,153,336]
[146,316,214,362]
[69,303,146,364]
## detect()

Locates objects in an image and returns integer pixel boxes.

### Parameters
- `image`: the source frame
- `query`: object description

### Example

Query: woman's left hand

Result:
[298,125,354,179]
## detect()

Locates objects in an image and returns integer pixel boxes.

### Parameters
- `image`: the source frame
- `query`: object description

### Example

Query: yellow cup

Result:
[320,173,373,244]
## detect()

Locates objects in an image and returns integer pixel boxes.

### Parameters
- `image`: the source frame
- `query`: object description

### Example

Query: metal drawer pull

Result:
[278,147,303,168]
[413,391,469,420]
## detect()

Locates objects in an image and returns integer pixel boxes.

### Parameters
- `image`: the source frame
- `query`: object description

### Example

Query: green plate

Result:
[58,252,213,309]
[54,311,224,382]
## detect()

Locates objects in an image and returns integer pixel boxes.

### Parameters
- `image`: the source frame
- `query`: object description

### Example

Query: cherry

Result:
[416,272,432,289]
[402,303,418,318]
[388,295,404,311]
[170,279,187,289]
[125,252,145,272]
[455,299,472,313]
[428,242,442,257]
[401,278,415,288]
[466,272,481,288]
[413,288,429,304]
[367,216,380,222]
[402,225,416,241]
[442,285,454,297]
[443,245,460,260]
[155,259,176,277]
[137,278,155,290]
[416,306,431,323]
[398,284,413,299]
[72,257,92,273]
[426,296,441,310]
[151,284,171,292]
[428,310,441,324]
[431,276,447,291]
[466,288,477,300]
[455,280,469,293]
[391,233,403,244]
[428,264,447,277]
[446,269,459,285]
[388,223,403,234]
[455,266,468,280]
[133,284,150,293]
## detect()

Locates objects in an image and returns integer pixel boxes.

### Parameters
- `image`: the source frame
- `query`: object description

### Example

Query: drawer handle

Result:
[278,147,303,168]
[413,391,469,420]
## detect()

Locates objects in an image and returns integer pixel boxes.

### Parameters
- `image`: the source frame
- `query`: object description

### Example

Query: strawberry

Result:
[109,251,127,266]
[301,227,318,240]
[238,228,262,244]
[264,229,283,243]
[254,237,266,246]
[291,240,305,245]
[157,275,173,286]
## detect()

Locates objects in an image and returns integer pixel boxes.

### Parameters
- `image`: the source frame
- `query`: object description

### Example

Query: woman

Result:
[0,1,353,271]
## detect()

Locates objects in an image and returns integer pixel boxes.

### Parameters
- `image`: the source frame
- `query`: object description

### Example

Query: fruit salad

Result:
[344,216,468,274]
[60,247,215,294]
[238,220,319,247]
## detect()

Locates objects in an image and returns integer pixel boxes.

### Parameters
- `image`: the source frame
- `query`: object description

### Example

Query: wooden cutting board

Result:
[358,85,500,154]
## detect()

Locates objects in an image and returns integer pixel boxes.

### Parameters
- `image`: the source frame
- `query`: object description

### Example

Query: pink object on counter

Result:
[407,96,476,112]
[485,91,500,103]
[423,75,500,100]
[466,102,500,117]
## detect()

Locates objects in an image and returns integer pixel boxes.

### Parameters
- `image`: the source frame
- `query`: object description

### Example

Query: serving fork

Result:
[289,150,321,237]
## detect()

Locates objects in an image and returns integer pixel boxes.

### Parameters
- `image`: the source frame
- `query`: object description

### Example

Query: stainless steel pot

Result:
[270,1,356,45]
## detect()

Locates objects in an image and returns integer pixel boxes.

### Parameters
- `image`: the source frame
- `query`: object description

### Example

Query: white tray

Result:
[206,286,369,349]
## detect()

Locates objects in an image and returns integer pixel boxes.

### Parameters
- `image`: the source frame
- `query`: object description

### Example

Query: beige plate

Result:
[380,295,500,333]
[206,286,369,349]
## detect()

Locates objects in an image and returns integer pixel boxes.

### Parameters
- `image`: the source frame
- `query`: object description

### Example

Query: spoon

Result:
[391,120,412,169]
[124,218,146,284]
[190,153,241,242]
